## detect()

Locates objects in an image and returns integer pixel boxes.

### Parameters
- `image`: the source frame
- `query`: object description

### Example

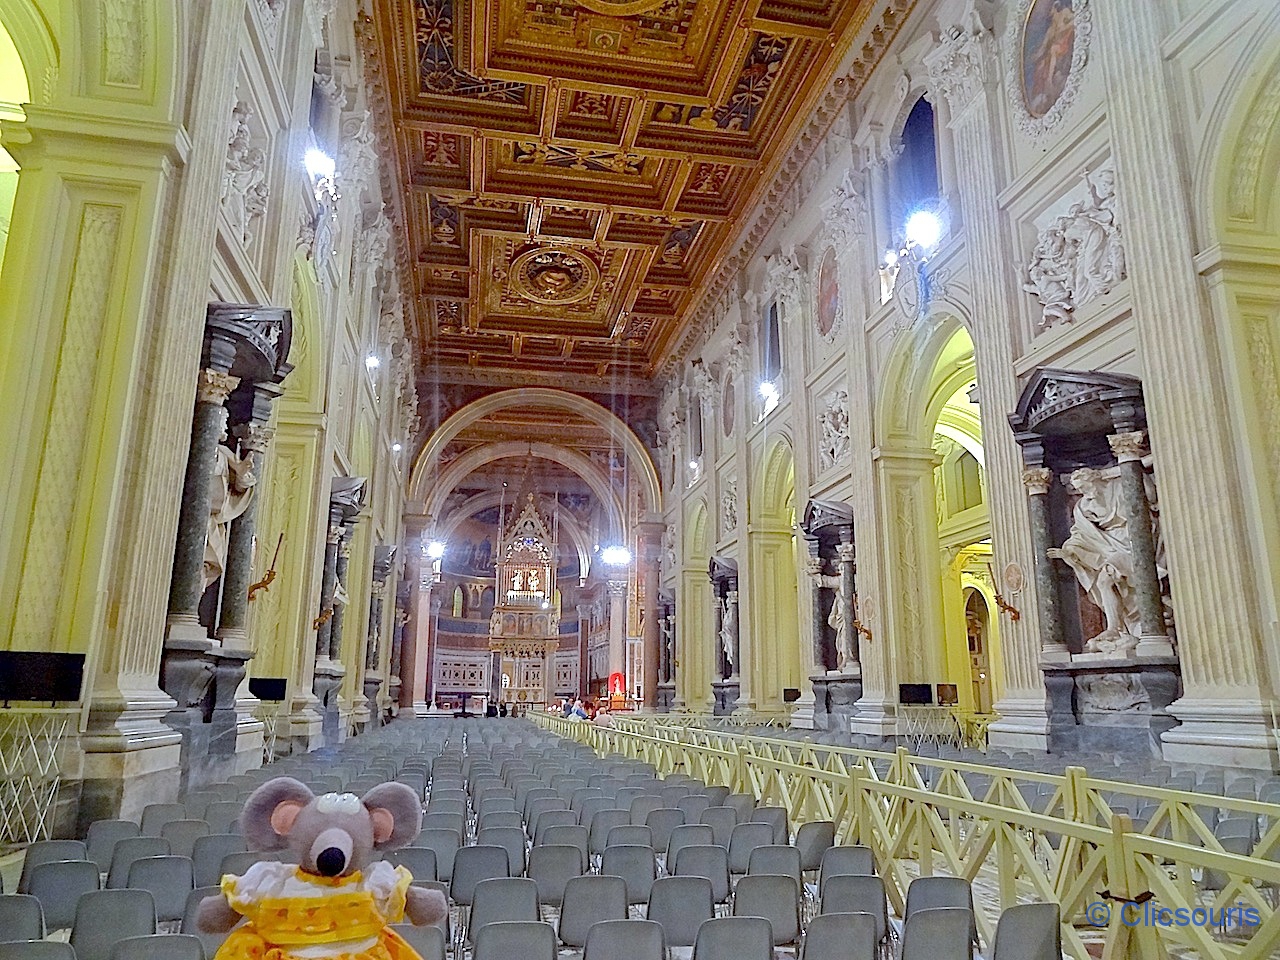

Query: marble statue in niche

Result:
[1022,167,1126,329]
[720,595,736,671]
[721,481,738,534]
[202,432,257,591]
[1048,466,1163,656]
[812,564,853,672]
[817,389,850,470]
[222,101,270,247]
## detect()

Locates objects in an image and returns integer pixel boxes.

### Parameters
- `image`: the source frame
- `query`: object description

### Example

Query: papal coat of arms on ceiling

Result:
[510,247,600,305]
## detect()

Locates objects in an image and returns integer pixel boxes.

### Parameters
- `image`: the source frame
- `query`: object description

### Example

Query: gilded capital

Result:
[1022,467,1053,495]
[1108,431,1147,463]
[197,369,240,404]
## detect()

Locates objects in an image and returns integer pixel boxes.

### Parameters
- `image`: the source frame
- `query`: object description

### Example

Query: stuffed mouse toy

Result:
[198,777,449,960]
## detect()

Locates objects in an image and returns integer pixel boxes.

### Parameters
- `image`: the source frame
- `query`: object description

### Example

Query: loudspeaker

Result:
[0,652,85,702]
[898,683,933,705]
[249,677,288,701]
[782,687,801,703]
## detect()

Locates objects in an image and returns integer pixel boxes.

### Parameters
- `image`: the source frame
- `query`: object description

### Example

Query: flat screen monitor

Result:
[936,683,959,706]
[898,683,933,705]
[249,677,288,702]
[0,652,85,702]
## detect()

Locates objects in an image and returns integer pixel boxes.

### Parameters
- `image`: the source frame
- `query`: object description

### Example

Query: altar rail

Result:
[532,713,1280,960]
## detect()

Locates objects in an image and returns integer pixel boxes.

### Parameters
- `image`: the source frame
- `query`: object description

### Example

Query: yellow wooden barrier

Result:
[532,712,1280,960]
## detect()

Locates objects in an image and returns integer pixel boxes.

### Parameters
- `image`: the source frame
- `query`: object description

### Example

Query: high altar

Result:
[489,495,560,707]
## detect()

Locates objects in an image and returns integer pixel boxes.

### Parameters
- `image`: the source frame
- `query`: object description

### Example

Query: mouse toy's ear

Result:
[241,777,315,851]
[361,782,423,851]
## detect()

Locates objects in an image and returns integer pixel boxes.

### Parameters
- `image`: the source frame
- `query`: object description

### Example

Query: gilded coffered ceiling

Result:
[370,0,877,386]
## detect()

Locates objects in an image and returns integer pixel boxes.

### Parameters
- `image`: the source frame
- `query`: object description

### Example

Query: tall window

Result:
[452,585,464,618]
[759,301,782,418]
[894,97,940,229]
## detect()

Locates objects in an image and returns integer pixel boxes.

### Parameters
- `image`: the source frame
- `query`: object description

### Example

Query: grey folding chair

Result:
[991,902,1061,960]
[700,806,739,848]
[541,824,589,868]
[140,804,187,838]
[86,820,140,875]
[819,845,875,890]
[692,916,774,960]
[648,875,715,947]
[904,876,977,947]
[450,845,512,912]
[191,833,246,888]
[202,801,243,835]
[181,886,231,959]
[160,819,210,858]
[387,845,438,885]
[589,809,631,858]
[418,828,461,884]
[679,794,713,823]
[558,874,628,947]
[477,825,527,876]
[476,810,522,833]
[732,873,801,945]
[727,822,774,875]
[646,807,687,854]
[107,837,170,889]
[607,824,653,849]
[748,844,802,886]
[219,850,279,878]
[391,922,447,960]
[70,889,157,960]
[584,918,666,960]
[796,820,836,874]
[630,795,665,827]
[532,808,577,846]
[109,934,205,960]
[901,907,974,960]
[667,823,715,870]
[421,812,465,837]
[673,844,731,904]
[473,920,557,960]
[601,843,657,906]
[800,911,880,960]
[465,877,540,948]
[0,943,75,960]
[17,839,88,893]
[0,892,45,940]
[126,855,194,923]
[704,786,731,805]
[528,844,586,909]
[27,859,100,931]
[724,794,756,822]
[748,806,789,844]
[819,875,888,946]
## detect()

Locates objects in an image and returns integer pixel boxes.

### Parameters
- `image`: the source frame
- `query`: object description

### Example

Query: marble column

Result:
[1108,432,1173,657]
[607,579,628,682]
[217,389,280,648]
[426,596,442,708]
[577,603,591,699]
[639,523,664,710]
[328,533,353,661]
[389,604,407,707]
[168,353,239,639]
[712,585,727,679]
[836,541,858,667]
[804,544,829,671]
[1022,467,1069,660]
[313,516,342,665]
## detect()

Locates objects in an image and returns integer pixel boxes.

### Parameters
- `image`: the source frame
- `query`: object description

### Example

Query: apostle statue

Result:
[202,432,257,592]
[1048,466,1162,656]
[812,567,853,672]
[720,595,736,673]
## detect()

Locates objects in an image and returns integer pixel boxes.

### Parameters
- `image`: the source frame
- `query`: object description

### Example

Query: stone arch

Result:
[0,5,34,285]
[754,436,796,525]
[685,499,709,559]
[875,311,973,447]
[285,251,325,410]
[435,489,593,582]
[423,441,626,543]
[0,1,58,103]
[408,388,661,512]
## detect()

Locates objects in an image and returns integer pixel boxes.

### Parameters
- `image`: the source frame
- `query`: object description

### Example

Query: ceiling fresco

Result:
[372,0,876,385]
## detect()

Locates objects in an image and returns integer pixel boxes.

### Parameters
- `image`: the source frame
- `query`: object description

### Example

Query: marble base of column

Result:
[849,697,898,738]
[789,690,817,730]
[1161,697,1278,769]
[311,660,345,747]
[287,690,325,754]
[711,680,740,716]
[987,698,1052,753]
[655,682,675,713]
[826,673,863,735]
[1136,635,1175,658]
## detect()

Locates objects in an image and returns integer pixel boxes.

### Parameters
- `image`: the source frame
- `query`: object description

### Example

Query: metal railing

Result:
[531,712,1280,960]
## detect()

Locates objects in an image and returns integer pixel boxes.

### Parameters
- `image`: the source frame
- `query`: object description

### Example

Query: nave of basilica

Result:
[2,0,1280,952]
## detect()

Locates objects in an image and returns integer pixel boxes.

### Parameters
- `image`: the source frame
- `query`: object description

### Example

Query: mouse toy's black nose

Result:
[317,847,346,876]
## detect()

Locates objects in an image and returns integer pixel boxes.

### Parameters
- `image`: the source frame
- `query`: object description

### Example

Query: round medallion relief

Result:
[510,247,600,305]
[815,247,841,339]
[722,378,735,436]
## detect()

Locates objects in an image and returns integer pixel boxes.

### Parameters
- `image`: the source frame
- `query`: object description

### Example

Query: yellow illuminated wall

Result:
[0,19,29,273]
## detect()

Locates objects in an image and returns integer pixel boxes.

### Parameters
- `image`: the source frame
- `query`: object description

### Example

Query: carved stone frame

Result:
[813,245,844,344]
[1005,0,1093,139]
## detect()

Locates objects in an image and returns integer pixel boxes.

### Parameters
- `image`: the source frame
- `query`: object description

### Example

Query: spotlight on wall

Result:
[392,442,402,453]
[365,354,381,370]
[600,545,632,567]
[304,148,336,181]
[904,209,943,252]
[688,460,699,470]
[758,380,779,401]
[425,540,446,560]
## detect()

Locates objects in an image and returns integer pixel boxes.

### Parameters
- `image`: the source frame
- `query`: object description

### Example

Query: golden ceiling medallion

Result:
[510,247,600,305]
[573,0,671,16]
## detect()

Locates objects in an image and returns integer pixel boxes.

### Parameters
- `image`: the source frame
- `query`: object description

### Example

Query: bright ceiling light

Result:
[425,540,446,560]
[600,545,632,566]
[884,249,899,267]
[688,460,699,470]
[304,148,336,180]
[392,442,402,453]
[759,381,779,400]
[365,354,381,370]
[904,210,943,251]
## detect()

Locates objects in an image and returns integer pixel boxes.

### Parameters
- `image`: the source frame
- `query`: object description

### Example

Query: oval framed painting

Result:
[1007,0,1092,138]
[814,247,841,341]
[722,377,735,437]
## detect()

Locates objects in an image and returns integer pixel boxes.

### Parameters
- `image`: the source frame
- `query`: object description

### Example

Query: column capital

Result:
[236,422,274,453]
[607,579,629,598]
[922,16,996,115]
[1022,467,1053,496]
[1108,431,1147,463]
[197,368,240,404]
[327,524,343,545]
[835,542,857,564]
[805,556,825,578]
